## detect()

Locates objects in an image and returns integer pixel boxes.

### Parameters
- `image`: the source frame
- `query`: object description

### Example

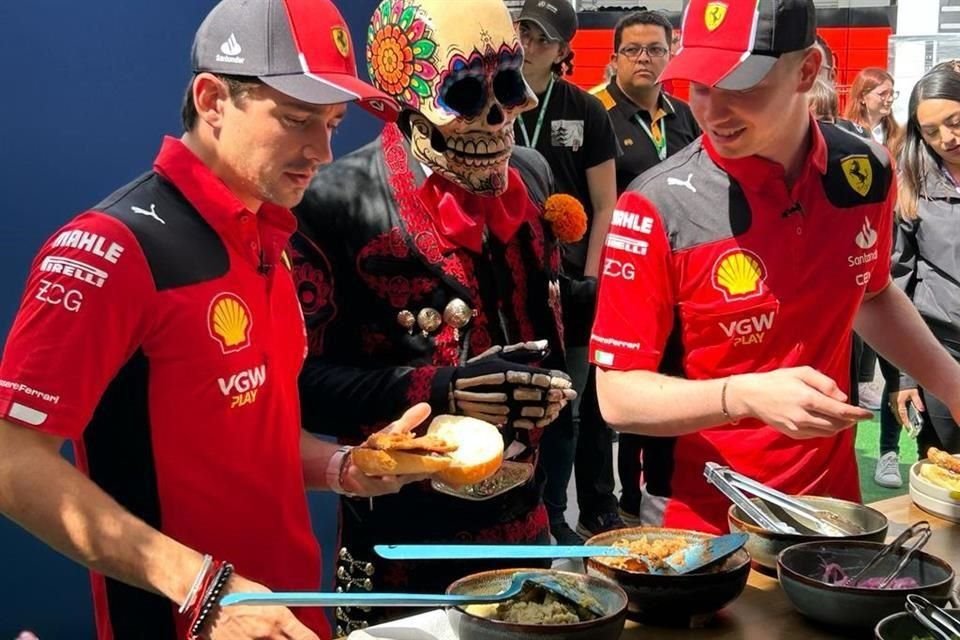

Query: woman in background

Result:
[886,60,960,456]
[840,67,903,146]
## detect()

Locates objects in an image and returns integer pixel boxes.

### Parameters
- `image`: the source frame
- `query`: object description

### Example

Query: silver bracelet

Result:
[178,553,213,614]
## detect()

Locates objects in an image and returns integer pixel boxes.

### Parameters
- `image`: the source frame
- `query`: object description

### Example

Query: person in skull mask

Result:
[291,0,576,632]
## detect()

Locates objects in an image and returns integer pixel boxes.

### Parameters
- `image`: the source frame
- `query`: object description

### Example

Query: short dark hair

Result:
[613,10,672,54]
[180,73,265,132]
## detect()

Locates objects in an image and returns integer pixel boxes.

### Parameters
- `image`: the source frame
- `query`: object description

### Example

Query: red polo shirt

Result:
[590,121,895,532]
[0,138,329,638]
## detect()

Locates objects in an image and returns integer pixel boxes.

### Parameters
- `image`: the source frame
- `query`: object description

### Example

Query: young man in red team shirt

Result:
[591,0,960,533]
[0,1,424,639]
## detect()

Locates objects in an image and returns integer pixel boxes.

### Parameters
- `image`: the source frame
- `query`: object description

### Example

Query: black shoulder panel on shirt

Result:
[820,122,892,209]
[510,146,553,206]
[93,172,229,291]
[625,140,752,251]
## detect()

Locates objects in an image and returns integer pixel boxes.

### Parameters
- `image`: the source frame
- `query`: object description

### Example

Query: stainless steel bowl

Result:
[446,568,628,640]
[778,540,955,630]
[728,495,888,572]
[584,526,751,627]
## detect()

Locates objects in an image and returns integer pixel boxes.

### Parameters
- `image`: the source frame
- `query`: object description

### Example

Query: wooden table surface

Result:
[618,495,960,639]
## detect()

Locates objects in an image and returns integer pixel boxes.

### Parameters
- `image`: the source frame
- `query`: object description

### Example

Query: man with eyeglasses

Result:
[594,11,701,195]
[593,10,700,526]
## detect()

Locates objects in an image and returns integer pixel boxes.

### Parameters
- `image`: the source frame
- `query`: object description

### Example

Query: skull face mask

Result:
[367,0,536,196]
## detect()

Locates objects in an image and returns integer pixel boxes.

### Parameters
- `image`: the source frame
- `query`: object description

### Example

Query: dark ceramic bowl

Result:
[445,568,627,640]
[875,607,960,639]
[778,540,955,630]
[584,527,751,627]
[729,496,888,573]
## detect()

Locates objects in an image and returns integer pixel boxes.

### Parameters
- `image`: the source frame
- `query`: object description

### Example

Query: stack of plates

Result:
[908,458,960,523]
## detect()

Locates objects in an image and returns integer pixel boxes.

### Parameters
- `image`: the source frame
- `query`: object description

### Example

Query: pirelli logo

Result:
[606,234,649,256]
[40,256,109,288]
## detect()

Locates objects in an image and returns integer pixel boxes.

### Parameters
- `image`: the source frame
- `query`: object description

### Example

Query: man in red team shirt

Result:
[0,1,424,639]
[591,0,960,532]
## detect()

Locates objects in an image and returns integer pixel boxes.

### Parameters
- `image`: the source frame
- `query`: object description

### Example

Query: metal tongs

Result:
[704,462,797,534]
[906,594,960,640]
[704,463,863,536]
[845,521,932,589]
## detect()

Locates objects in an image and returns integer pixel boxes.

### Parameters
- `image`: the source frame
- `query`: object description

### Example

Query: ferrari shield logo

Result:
[332,27,350,58]
[841,155,873,197]
[705,2,728,31]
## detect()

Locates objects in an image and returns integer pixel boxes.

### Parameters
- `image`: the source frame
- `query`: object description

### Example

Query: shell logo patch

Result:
[705,1,728,31]
[209,293,253,354]
[841,155,873,197]
[332,27,350,58]
[713,249,766,301]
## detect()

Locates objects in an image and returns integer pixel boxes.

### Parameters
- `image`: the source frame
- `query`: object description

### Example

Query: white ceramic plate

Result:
[910,479,960,524]
[909,459,960,504]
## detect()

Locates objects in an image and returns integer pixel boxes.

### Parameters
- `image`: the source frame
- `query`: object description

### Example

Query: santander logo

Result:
[855,217,878,250]
[216,33,245,64]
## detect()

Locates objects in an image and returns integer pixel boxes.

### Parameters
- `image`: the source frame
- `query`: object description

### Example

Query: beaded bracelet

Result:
[187,561,234,639]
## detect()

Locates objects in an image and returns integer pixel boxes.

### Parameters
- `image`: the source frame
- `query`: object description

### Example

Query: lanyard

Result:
[518,75,555,148]
[634,111,667,161]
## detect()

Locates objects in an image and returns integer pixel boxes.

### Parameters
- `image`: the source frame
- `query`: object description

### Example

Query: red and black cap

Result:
[192,0,399,120]
[660,0,816,90]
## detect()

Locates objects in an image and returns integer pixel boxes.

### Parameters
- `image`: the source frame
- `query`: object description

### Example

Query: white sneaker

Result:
[874,451,903,488]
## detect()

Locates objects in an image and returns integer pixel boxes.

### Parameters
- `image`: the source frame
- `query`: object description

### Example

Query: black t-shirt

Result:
[514,76,619,278]
[594,81,701,194]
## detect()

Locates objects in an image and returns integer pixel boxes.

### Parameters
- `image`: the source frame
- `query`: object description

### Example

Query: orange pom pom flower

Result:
[543,194,588,244]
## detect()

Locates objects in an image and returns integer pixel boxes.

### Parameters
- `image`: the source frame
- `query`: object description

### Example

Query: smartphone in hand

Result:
[905,401,924,439]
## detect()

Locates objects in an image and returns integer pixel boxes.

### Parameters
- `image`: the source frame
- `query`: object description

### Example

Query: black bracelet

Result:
[189,562,234,637]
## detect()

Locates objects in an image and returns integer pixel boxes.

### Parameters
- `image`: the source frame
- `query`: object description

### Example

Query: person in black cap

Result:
[590,0,960,533]
[0,1,421,638]
[515,0,623,543]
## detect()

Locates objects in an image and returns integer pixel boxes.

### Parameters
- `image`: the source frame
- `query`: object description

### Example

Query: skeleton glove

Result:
[443,340,576,429]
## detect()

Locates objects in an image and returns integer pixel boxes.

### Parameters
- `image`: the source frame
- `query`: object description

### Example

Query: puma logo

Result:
[130,204,165,224]
[667,173,697,193]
